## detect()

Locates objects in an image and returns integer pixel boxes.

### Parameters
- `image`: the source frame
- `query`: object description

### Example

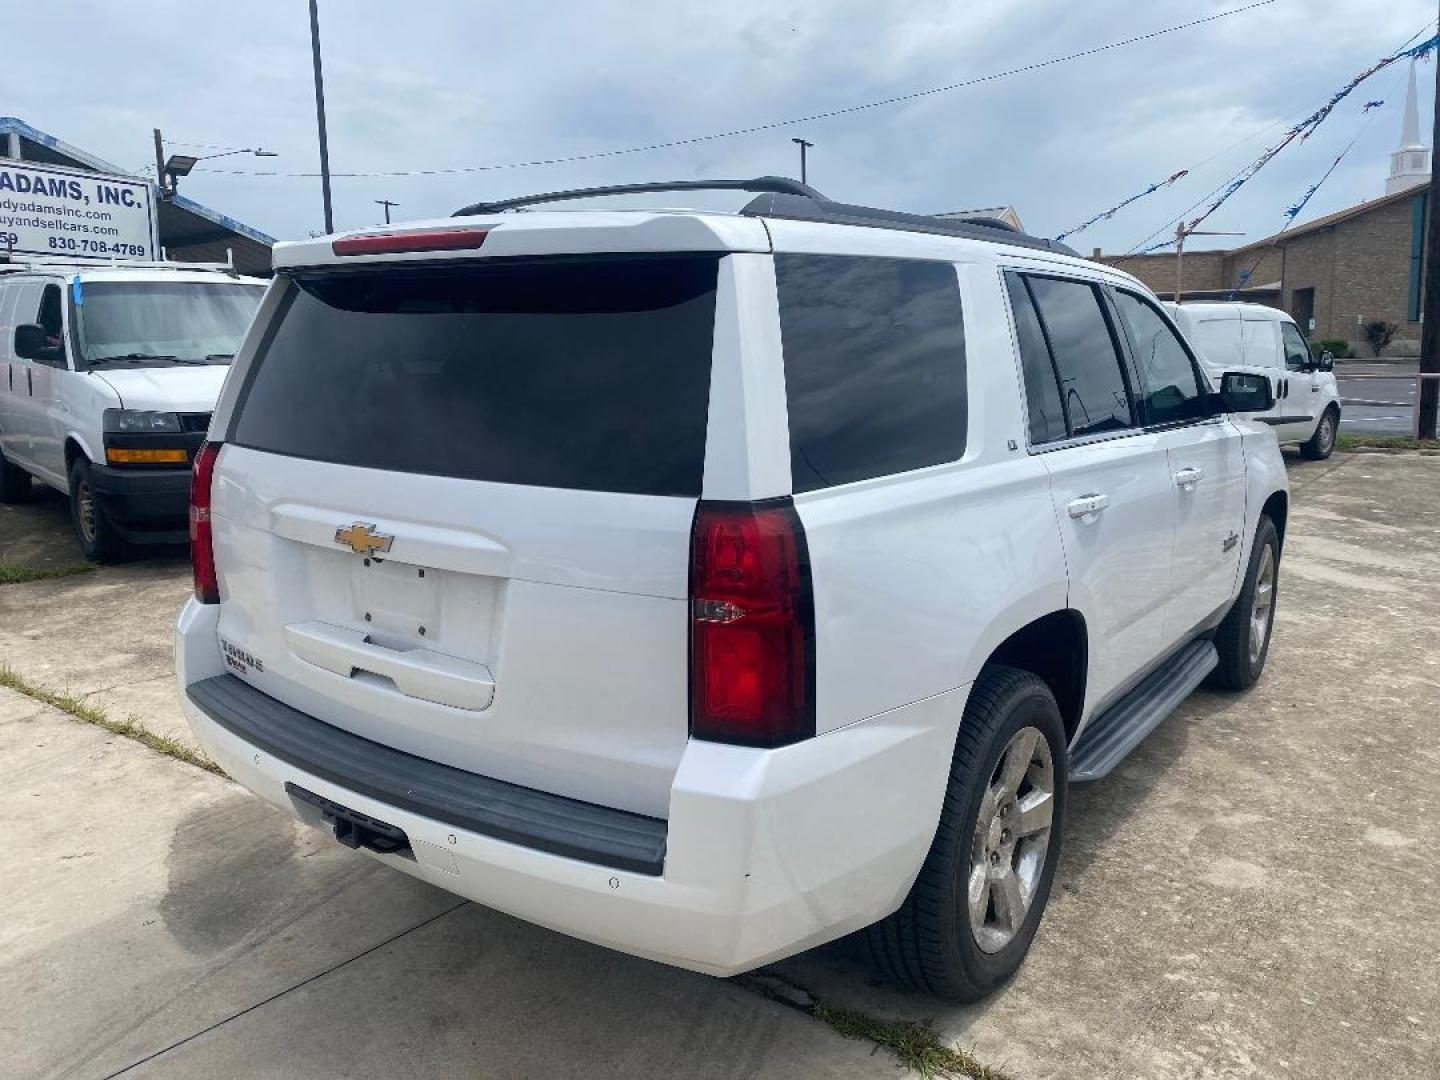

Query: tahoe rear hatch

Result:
[208,254,720,817]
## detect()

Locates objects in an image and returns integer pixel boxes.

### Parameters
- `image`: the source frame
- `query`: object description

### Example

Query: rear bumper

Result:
[175,599,964,976]
[89,463,190,541]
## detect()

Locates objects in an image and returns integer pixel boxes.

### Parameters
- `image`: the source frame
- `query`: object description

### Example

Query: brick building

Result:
[1095,61,1432,357]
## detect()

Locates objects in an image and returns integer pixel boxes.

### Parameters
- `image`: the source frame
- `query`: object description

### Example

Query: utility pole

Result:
[153,129,168,196]
[791,137,814,185]
[1173,223,1244,302]
[1418,11,1440,439]
[309,0,335,234]
[375,198,399,224]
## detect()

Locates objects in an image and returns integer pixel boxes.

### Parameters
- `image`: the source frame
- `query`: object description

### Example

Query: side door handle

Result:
[1066,493,1109,521]
[1174,466,1204,491]
[27,367,33,395]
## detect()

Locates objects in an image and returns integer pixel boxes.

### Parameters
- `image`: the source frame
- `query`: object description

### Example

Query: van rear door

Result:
[208,254,723,818]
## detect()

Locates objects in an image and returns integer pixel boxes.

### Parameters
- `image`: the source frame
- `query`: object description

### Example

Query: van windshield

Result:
[77,281,265,367]
[230,255,719,497]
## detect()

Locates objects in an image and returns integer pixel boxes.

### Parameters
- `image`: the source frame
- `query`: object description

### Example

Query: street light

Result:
[153,130,278,196]
[791,137,814,185]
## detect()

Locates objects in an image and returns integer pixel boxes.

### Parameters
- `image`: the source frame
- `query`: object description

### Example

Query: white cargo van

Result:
[1165,302,1341,459]
[0,260,266,560]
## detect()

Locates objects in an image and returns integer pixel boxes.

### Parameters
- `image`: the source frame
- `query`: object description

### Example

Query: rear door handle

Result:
[284,621,495,711]
[1174,466,1204,490]
[1067,493,1109,521]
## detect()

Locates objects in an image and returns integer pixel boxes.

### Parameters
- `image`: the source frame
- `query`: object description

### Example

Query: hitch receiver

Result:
[286,782,412,856]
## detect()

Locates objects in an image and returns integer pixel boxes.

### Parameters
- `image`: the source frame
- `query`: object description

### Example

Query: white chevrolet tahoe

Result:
[175,178,1288,1001]
[1166,301,1341,460]
[0,261,265,560]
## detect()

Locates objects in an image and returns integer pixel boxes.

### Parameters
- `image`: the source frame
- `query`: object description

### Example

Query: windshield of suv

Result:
[76,281,265,367]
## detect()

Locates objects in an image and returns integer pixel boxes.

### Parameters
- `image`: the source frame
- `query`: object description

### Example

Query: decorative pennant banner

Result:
[1056,170,1189,242]
[1183,33,1438,235]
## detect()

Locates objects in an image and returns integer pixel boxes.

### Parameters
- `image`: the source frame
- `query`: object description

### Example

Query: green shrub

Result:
[1314,338,1350,359]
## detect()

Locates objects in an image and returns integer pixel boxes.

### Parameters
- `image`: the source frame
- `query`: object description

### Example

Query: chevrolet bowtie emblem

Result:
[333,522,394,556]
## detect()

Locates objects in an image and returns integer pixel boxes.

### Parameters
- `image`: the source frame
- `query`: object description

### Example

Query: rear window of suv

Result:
[776,254,967,492]
[231,255,719,497]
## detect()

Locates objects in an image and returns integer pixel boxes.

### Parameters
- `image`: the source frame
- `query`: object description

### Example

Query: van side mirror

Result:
[14,323,64,365]
[1217,371,1274,413]
[1318,350,1335,372]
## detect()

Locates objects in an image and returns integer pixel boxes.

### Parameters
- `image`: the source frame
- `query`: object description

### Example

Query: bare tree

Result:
[1362,320,1398,358]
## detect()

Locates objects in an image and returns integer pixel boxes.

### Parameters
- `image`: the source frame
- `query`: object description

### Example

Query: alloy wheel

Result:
[1249,544,1276,665]
[967,726,1054,953]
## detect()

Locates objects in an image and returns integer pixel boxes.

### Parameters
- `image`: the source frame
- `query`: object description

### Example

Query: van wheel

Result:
[0,442,29,503]
[68,457,126,563]
[1299,406,1338,460]
[862,665,1067,1002]
[1207,515,1279,690]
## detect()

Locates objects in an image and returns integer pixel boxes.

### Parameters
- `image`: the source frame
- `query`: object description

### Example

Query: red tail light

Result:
[689,500,814,747]
[331,227,491,257]
[190,441,222,604]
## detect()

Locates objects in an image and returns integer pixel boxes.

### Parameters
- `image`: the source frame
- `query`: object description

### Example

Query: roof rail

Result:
[740,192,1078,255]
[450,175,1079,256]
[0,256,242,277]
[453,176,824,217]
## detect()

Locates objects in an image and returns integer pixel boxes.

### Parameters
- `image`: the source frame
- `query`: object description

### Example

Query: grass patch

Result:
[813,1002,1011,1080]
[0,664,223,775]
[741,972,1010,1080]
[1336,434,1440,452]
[0,562,94,585]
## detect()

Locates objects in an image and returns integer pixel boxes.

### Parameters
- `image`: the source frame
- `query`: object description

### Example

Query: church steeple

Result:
[1387,58,1431,195]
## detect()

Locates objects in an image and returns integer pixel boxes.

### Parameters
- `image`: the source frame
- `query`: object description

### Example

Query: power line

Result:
[193,0,1277,181]
[1125,22,1433,254]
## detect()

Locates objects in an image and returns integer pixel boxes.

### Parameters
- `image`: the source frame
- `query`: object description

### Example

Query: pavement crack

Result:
[79,672,176,699]
[99,900,469,1078]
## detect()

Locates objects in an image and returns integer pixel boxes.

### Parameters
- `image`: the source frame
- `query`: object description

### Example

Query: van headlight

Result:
[103,409,182,433]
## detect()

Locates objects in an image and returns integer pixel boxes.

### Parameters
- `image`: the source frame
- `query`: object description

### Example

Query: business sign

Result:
[0,161,156,261]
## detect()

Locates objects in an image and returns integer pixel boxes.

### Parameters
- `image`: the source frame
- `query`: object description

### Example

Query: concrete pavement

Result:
[1,689,892,1080]
[2,451,1438,1078]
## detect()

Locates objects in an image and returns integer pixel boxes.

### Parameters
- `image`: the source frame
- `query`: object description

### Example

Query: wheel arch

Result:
[980,609,1088,744]
[1262,489,1288,550]
[64,434,98,473]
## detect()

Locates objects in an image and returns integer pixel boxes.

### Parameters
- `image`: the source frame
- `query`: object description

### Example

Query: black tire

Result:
[1298,406,1338,460]
[68,457,126,563]
[1207,515,1279,690]
[0,439,30,503]
[862,665,1067,1002]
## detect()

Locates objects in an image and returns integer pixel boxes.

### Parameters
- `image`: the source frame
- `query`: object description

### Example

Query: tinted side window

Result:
[1280,322,1311,371]
[1005,273,1067,444]
[1113,291,1206,424]
[1026,277,1133,437]
[776,254,966,492]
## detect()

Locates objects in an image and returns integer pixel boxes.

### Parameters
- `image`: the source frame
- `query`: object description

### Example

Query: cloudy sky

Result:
[7,0,1435,252]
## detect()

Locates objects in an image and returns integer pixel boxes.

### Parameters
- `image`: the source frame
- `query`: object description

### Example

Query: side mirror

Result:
[1318,350,1335,372]
[13,323,64,365]
[1217,371,1274,414]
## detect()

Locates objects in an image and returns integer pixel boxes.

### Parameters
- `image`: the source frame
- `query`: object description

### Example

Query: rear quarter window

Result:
[230,255,719,497]
[775,254,967,493]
